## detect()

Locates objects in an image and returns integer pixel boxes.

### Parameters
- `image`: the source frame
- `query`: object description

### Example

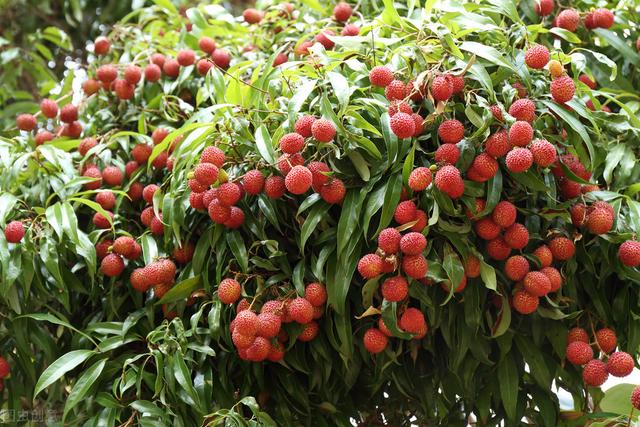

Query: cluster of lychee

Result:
[533,0,615,33]
[187,145,247,228]
[565,327,636,387]
[294,1,359,57]
[99,235,142,278]
[82,36,231,101]
[225,281,327,362]
[16,99,83,143]
[356,194,433,353]
[570,200,615,235]
[551,153,600,200]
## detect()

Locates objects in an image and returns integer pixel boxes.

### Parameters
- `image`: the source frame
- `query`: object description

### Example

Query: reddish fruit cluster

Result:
[564,327,634,386]
[231,283,326,362]
[129,258,176,296]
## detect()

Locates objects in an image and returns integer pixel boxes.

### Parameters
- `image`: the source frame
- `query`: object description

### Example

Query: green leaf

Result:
[300,203,331,252]
[542,100,594,164]
[34,350,95,398]
[460,41,515,71]
[599,383,636,415]
[157,275,202,305]
[498,353,519,421]
[226,231,248,272]
[255,125,276,165]
[63,358,107,420]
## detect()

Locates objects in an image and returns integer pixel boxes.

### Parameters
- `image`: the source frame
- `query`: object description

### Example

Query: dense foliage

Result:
[1,0,640,425]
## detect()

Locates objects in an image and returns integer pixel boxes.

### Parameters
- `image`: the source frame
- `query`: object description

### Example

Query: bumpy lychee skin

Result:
[369,66,394,88]
[530,139,557,167]
[390,112,416,139]
[384,79,406,101]
[235,310,259,337]
[549,237,575,260]
[279,132,305,154]
[218,278,241,304]
[435,165,464,198]
[556,9,580,32]
[512,289,538,314]
[402,255,428,279]
[400,232,427,256]
[388,100,413,118]
[394,200,417,224]
[342,24,360,36]
[595,328,617,354]
[320,178,346,204]
[593,8,614,29]
[435,144,461,164]
[217,183,242,206]
[504,223,529,250]
[408,167,432,191]
[399,307,428,336]
[431,75,453,101]
[470,153,499,180]
[208,200,231,224]
[381,276,409,302]
[194,163,219,186]
[486,237,512,260]
[465,198,487,221]
[35,130,54,145]
[4,220,25,243]
[60,104,78,123]
[295,115,316,137]
[523,271,551,297]
[242,170,265,195]
[586,207,614,235]
[438,119,464,144]
[541,266,562,292]
[305,282,327,307]
[534,0,554,16]
[607,351,634,377]
[551,76,576,103]
[525,44,550,69]
[264,176,286,199]
[509,121,533,147]
[475,218,501,241]
[618,240,640,267]
[506,147,533,173]
[200,146,225,167]
[277,153,305,175]
[378,228,402,254]
[490,104,504,121]
[93,211,114,229]
[311,118,336,143]
[112,236,135,258]
[198,36,216,54]
[505,255,530,281]
[632,385,640,410]
[288,297,314,324]
[101,253,125,277]
[358,253,384,279]
[363,328,388,354]
[485,130,511,158]
[567,327,589,344]
[583,359,609,386]
[285,165,312,195]
[566,341,593,365]
[492,201,517,228]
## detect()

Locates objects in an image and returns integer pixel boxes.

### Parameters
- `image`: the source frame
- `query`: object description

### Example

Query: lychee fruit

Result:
[394,200,417,224]
[438,119,464,144]
[506,147,533,173]
[408,167,432,191]
[606,351,634,377]
[485,130,511,158]
[101,253,125,277]
[583,359,609,386]
[435,165,464,198]
[512,289,539,314]
[595,328,617,353]
[363,328,388,353]
[505,255,530,281]
[556,9,580,32]
[402,255,428,279]
[4,220,25,243]
[358,254,384,279]
[390,112,415,139]
[311,118,336,143]
[524,44,550,69]
[551,76,576,103]
[566,341,594,365]
[549,237,575,260]
[381,276,409,302]
[509,121,533,147]
[378,228,401,254]
[400,232,427,255]
[369,66,394,88]
[431,75,453,101]
[619,240,640,267]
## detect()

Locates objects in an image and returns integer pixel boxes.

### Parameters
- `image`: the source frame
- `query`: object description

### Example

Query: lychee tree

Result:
[1,0,640,425]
